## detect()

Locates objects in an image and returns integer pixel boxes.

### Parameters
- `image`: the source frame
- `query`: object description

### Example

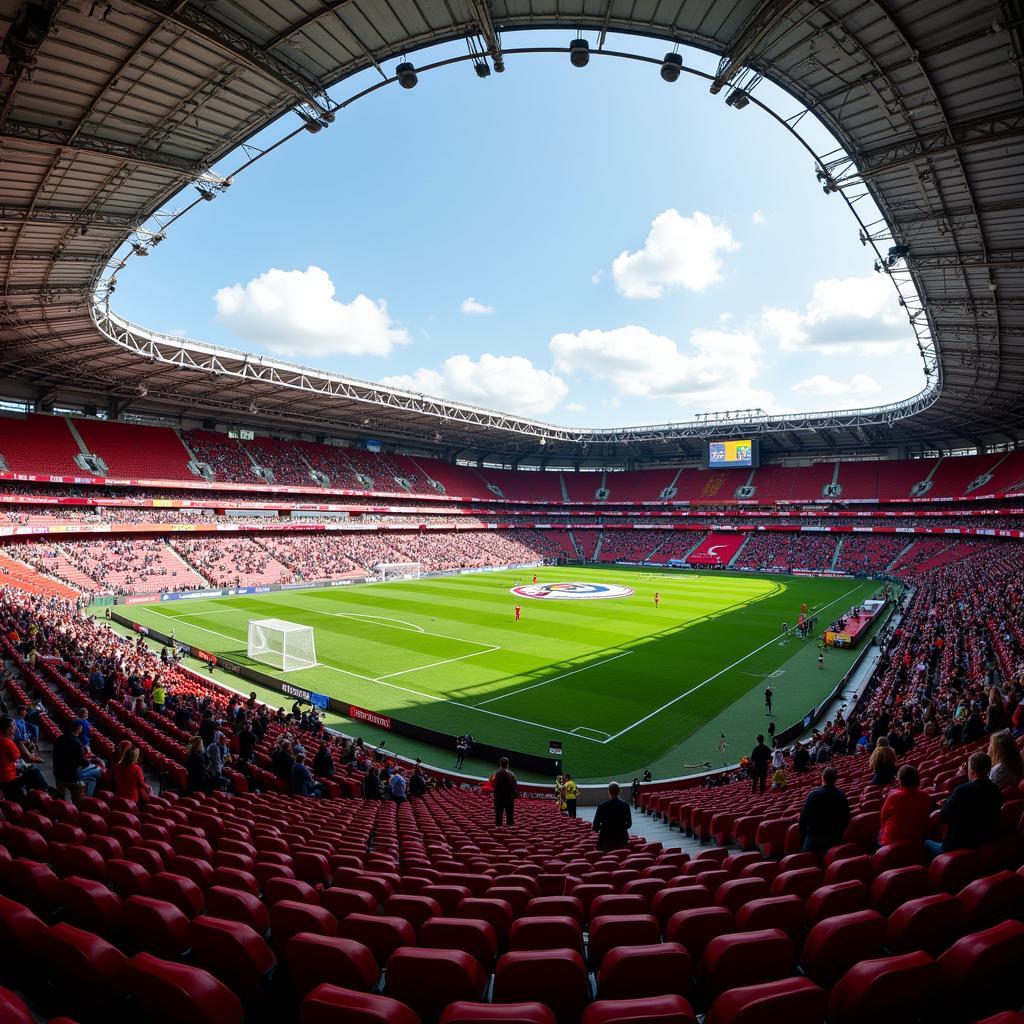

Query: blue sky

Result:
[117,31,926,427]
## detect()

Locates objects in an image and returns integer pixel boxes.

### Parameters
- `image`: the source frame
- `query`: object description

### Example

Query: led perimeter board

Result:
[706,438,758,470]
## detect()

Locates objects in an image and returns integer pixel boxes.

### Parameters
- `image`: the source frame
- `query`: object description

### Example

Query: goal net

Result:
[247,618,317,672]
[377,562,421,582]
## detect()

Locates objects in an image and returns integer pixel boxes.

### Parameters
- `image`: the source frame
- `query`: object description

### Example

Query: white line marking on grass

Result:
[376,646,500,680]
[475,650,634,706]
[141,607,583,741]
[572,726,612,739]
[326,612,425,634]
[599,584,866,745]
[310,662,605,743]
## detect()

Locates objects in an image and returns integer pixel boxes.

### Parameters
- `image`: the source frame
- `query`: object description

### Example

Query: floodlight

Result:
[196,186,216,201]
[475,61,490,78]
[131,243,149,256]
[661,52,682,82]
[493,57,505,72]
[396,61,418,89]
[569,38,590,67]
[725,89,750,108]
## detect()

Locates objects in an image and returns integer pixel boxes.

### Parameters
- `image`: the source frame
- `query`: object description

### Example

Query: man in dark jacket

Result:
[750,734,771,795]
[799,767,851,857]
[593,781,633,851]
[926,751,1002,858]
[53,721,89,802]
[492,757,518,826]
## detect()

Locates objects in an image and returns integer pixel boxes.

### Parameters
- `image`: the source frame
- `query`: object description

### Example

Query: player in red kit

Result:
[514,605,521,622]
[654,592,661,608]
[532,574,538,584]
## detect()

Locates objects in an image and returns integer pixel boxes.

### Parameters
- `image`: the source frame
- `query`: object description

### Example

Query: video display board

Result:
[707,438,757,469]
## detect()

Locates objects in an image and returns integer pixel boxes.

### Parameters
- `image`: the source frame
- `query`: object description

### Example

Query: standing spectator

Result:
[389,769,407,803]
[562,773,579,818]
[989,730,1024,789]
[185,736,208,794]
[53,721,90,802]
[926,751,1003,858]
[798,767,852,858]
[312,742,334,779]
[73,708,93,755]
[112,747,150,805]
[409,765,427,798]
[593,781,632,851]
[869,736,898,786]
[492,757,518,827]
[764,687,774,717]
[13,705,39,749]
[750,734,771,795]
[792,741,810,773]
[879,765,932,846]
[455,737,469,770]
[204,732,231,791]
[361,766,382,800]
[631,777,641,808]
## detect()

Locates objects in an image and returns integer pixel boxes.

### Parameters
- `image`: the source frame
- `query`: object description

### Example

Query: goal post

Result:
[247,618,317,672]
[376,562,421,582]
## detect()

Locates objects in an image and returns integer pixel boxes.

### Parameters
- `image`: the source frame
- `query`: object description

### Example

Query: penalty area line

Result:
[476,650,634,706]
[599,583,867,746]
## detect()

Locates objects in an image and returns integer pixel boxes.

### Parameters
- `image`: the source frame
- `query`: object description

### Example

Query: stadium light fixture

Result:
[493,56,505,73]
[131,243,149,256]
[725,89,750,109]
[569,38,590,68]
[660,52,683,83]
[474,61,491,78]
[195,186,216,201]
[396,61,418,89]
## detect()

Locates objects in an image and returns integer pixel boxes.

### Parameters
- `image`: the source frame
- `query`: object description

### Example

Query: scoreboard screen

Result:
[707,438,757,469]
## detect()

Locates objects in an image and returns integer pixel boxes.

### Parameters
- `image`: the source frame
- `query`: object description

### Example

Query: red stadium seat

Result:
[704,977,827,1024]
[583,995,698,1024]
[957,870,1024,930]
[382,894,441,933]
[301,983,422,1024]
[651,886,713,927]
[929,849,982,894]
[588,914,661,968]
[597,942,693,999]
[699,928,795,1000]
[123,895,191,958]
[126,952,244,1024]
[868,866,930,916]
[385,947,487,1024]
[804,880,868,924]
[419,917,498,969]
[886,893,964,957]
[493,949,589,1024]
[734,896,804,939]
[38,920,130,1004]
[337,913,416,964]
[204,885,271,933]
[936,921,1024,1020]
[664,907,735,963]
[714,878,770,915]
[58,875,123,936]
[286,933,381,995]
[826,952,938,1024]
[0,987,34,1024]
[523,896,584,925]
[270,900,337,947]
[800,909,887,988]
[188,915,276,1004]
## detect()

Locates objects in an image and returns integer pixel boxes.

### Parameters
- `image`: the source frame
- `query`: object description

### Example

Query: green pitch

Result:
[129,567,883,781]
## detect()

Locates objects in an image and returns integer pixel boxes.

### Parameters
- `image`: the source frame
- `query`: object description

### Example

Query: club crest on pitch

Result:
[510,581,635,600]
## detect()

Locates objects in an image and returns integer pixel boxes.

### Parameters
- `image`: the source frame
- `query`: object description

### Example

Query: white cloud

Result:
[549,324,779,413]
[460,297,494,315]
[591,271,604,285]
[751,210,765,225]
[382,353,568,417]
[214,266,408,358]
[792,373,882,397]
[611,209,740,299]
[566,402,586,413]
[762,274,911,355]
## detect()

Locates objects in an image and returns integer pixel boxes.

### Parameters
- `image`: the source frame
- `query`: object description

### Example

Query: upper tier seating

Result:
[74,420,194,481]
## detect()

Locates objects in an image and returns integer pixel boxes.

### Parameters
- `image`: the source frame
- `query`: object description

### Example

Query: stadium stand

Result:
[0,416,83,477]
[73,421,194,482]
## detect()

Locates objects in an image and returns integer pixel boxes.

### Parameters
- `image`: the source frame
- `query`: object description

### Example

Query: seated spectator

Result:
[409,765,427,798]
[205,732,231,791]
[879,765,932,846]
[798,767,851,858]
[988,730,1024,790]
[361,766,382,800]
[13,705,39,750]
[290,754,322,797]
[925,751,1003,858]
[869,736,898,786]
[792,741,810,773]
[112,746,150,805]
[270,739,294,781]
[312,743,334,778]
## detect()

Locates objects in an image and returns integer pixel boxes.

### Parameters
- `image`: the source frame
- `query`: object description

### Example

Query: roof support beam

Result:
[0,205,136,229]
[266,0,354,46]
[0,120,204,175]
[710,0,805,94]
[825,109,1024,187]
[122,0,332,113]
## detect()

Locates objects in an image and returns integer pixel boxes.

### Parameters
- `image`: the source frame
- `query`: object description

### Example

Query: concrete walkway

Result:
[576,803,705,855]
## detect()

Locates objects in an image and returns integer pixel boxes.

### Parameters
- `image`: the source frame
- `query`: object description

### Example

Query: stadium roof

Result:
[0,0,1021,465]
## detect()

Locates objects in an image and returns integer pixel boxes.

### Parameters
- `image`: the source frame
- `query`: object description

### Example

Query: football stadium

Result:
[1,0,1024,1022]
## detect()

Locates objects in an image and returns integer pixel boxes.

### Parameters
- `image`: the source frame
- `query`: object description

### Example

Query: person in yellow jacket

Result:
[563,774,579,818]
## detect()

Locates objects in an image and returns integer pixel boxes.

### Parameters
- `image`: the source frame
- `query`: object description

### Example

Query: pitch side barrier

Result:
[109,609,560,777]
